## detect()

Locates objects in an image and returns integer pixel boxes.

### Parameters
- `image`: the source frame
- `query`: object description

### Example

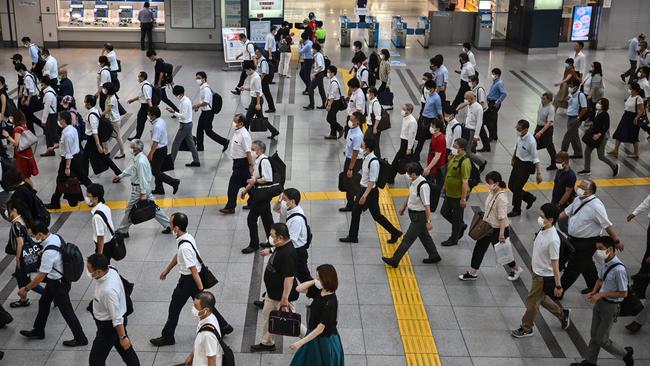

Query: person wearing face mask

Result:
[58,67,74,100]
[40,49,58,89]
[377,49,392,97]
[143,106,179,195]
[324,66,344,139]
[151,212,233,347]
[39,75,60,156]
[365,87,384,157]
[635,67,650,123]
[572,41,586,79]
[113,137,172,235]
[18,220,88,347]
[511,203,571,338]
[462,91,487,171]
[558,179,623,294]
[627,194,650,281]
[146,50,179,113]
[101,82,126,159]
[127,71,154,141]
[304,43,326,110]
[339,111,364,212]
[430,55,448,107]
[571,236,635,366]
[382,162,440,268]
[10,54,25,98]
[252,223,300,352]
[96,56,113,109]
[388,103,417,184]
[583,62,604,116]
[444,107,462,156]
[340,138,402,244]
[298,33,314,93]
[242,63,280,139]
[220,114,254,214]
[15,62,44,134]
[345,78,366,134]
[231,34,256,96]
[580,98,618,176]
[561,78,588,159]
[86,184,116,259]
[621,34,645,84]
[440,138,471,247]
[419,72,434,113]
[82,95,122,177]
[168,85,200,167]
[609,82,645,159]
[451,53,474,109]
[414,80,441,159]
[240,140,275,254]
[86,253,140,365]
[255,48,277,113]
[551,152,576,223]
[507,120,542,217]
[185,291,224,366]
[424,119,447,187]
[484,68,506,142]
[45,111,93,210]
[534,92,558,170]
[553,58,578,110]
[193,72,229,152]
[462,42,476,68]
[3,111,39,187]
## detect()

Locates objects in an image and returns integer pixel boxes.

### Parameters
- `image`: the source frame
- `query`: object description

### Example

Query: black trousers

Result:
[308,72,326,107]
[262,78,276,111]
[440,197,464,243]
[34,279,86,341]
[134,103,149,139]
[140,23,154,51]
[342,158,363,208]
[160,87,178,112]
[348,187,400,239]
[83,138,121,176]
[51,154,93,205]
[391,210,438,263]
[390,139,409,184]
[151,146,177,192]
[451,80,471,109]
[534,125,557,165]
[471,227,516,269]
[484,101,500,140]
[161,275,229,340]
[300,59,314,90]
[89,318,140,366]
[641,224,650,274]
[326,105,342,136]
[225,158,250,209]
[508,158,535,212]
[561,236,599,291]
[364,127,382,158]
[20,99,42,134]
[247,195,274,248]
[197,111,228,149]
[45,113,62,148]
[623,59,638,84]
[245,98,279,136]
[295,246,313,283]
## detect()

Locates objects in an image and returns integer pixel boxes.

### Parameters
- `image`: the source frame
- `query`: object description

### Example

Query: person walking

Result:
[378,49,391,97]
[96,56,113,110]
[146,50,178,114]
[621,33,645,84]
[242,62,279,139]
[220,114,254,215]
[15,63,44,134]
[424,119,447,187]
[304,43,326,110]
[609,82,645,159]
[193,71,229,152]
[551,151,576,215]
[553,58,579,110]
[40,49,58,90]
[440,138,471,247]
[534,92,558,170]
[169,85,200,167]
[579,98,619,176]
[150,212,232,347]
[87,253,140,366]
[387,103,416,184]
[255,49,277,114]
[241,140,275,254]
[298,33,314,94]
[83,95,122,176]
[414,80,441,159]
[184,291,224,366]
[382,162,441,268]
[484,68,507,142]
[231,34,256,96]
[573,41,587,79]
[338,111,364,212]
[127,71,153,141]
[113,139,172,236]
[451,53,475,109]
[583,62,605,113]
[339,137,402,244]
[138,2,155,51]
[365,87,384,157]
[561,78,588,159]
[324,65,344,140]
[462,91,487,171]
[145,107,180,195]
[101,82,126,159]
[3,111,38,187]
[626,194,650,277]
[430,55,448,106]
[570,236,635,366]
[86,184,115,259]
[511,203,571,338]
[289,264,344,366]
[507,120,542,217]
[39,76,59,156]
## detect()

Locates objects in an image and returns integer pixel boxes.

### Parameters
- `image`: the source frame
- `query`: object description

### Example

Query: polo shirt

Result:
[263,242,299,301]
[345,126,363,158]
[177,233,202,276]
[444,154,471,199]
[532,226,560,277]
[552,168,576,204]
[598,256,628,302]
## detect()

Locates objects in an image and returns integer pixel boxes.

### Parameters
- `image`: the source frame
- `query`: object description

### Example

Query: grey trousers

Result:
[561,116,583,156]
[584,137,616,172]
[391,210,439,263]
[586,299,627,363]
[117,187,170,233]
[171,122,199,163]
[635,283,650,325]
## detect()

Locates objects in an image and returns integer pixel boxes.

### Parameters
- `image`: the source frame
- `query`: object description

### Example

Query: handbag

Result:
[250,182,283,203]
[469,192,503,240]
[58,176,81,195]
[178,240,219,289]
[581,128,602,148]
[268,308,302,337]
[161,154,174,172]
[129,199,157,225]
[603,263,645,317]
[249,117,268,132]
[396,154,417,175]
[338,171,361,192]
[93,210,126,261]
[494,238,515,265]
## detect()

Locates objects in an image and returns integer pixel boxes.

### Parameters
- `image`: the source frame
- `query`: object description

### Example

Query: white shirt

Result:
[174,96,193,124]
[466,50,476,67]
[23,73,39,96]
[43,55,58,80]
[253,154,273,181]
[257,56,269,76]
[532,227,561,277]
[106,94,121,123]
[193,314,223,366]
[199,84,212,112]
[60,125,80,159]
[465,101,483,138]
[633,194,650,218]
[151,117,168,148]
[367,98,381,126]
[638,78,650,101]
[242,40,255,61]
[91,202,114,244]
[628,37,640,61]
[229,127,252,159]
[177,233,202,275]
[139,81,153,104]
[92,268,127,327]
[408,175,430,211]
[106,50,119,71]
[459,62,475,82]
[86,107,101,136]
[565,196,612,238]
[286,206,308,249]
[313,52,325,73]
[624,95,644,113]
[39,234,64,280]
[360,152,379,187]
[249,72,262,98]
[98,67,111,88]
[515,133,540,164]
[41,86,58,122]
[265,33,277,53]
[347,88,365,116]
[357,65,369,86]
[328,77,342,100]
[445,118,463,149]
[472,85,487,111]
[400,114,417,150]
[573,51,586,76]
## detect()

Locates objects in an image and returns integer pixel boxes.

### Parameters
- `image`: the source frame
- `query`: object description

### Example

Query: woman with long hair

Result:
[2,111,38,187]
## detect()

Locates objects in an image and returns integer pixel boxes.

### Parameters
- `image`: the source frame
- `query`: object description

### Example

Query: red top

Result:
[427,133,447,174]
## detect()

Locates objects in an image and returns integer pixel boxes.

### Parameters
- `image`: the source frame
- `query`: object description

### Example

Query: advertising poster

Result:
[249,0,283,18]
[570,5,592,41]
[250,20,271,43]
[222,28,247,63]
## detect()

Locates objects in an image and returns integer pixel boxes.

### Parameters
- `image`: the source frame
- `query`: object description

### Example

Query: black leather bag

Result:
[161,154,174,172]
[129,200,157,225]
[94,210,126,261]
[249,117,268,132]
[250,183,283,203]
[581,128,603,148]
[178,240,218,289]
[338,171,361,192]
[268,308,302,337]
[198,325,235,366]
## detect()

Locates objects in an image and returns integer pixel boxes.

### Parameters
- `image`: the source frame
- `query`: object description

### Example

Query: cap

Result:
[10,54,22,61]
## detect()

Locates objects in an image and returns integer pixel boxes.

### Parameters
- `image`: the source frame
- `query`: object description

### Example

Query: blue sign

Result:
[571,5,592,41]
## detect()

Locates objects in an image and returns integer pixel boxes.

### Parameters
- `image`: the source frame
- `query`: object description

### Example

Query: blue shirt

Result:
[28,44,40,64]
[567,90,587,117]
[422,92,442,118]
[487,79,507,104]
[598,256,628,302]
[435,65,448,89]
[299,40,313,60]
[345,126,363,158]
[138,7,155,23]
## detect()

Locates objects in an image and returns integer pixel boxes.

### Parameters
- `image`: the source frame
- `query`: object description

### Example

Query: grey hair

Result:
[583,178,597,193]
[196,291,215,310]
[130,139,144,152]
[252,140,266,153]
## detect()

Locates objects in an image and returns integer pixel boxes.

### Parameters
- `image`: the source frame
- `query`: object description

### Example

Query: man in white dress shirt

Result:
[220,114,254,214]
[451,53,475,109]
[573,41,586,79]
[325,65,345,139]
[41,48,58,90]
[463,91,487,170]
[86,184,116,259]
[305,42,327,110]
[185,291,223,366]
[255,49,276,113]
[87,253,140,365]
[507,120,542,217]
[168,85,200,167]
[15,63,43,133]
[39,75,60,155]
[194,72,229,152]
[242,63,279,138]
[127,71,153,140]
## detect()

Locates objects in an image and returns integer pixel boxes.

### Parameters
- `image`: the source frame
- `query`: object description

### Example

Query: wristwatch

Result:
[555,285,562,289]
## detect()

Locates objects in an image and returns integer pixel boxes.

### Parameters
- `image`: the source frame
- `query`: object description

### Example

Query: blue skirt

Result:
[290,332,345,366]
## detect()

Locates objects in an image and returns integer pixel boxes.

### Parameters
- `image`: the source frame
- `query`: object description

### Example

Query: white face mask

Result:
[232,122,239,129]
[537,216,545,227]
[348,121,355,129]
[556,162,564,170]
[575,187,585,197]
[57,121,64,129]
[450,147,458,155]
[429,126,437,135]
[595,249,609,262]
[491,74,497,80]
[314,279,322,289]
[569,87,577,93]
[280,200,288,210]
[195,79,202,85]
[400,110,407,117]
[251,151,258,159]
[191,306,201,317]
[268,235,275,247]
[464,99,470,104]
[101,89,107,95]
[30,236,42,244]
[596,103,602,111]
[86,270,94,280]
[85,196,94,207]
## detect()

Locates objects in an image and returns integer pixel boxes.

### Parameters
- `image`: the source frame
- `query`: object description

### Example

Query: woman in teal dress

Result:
[290,264,344,366]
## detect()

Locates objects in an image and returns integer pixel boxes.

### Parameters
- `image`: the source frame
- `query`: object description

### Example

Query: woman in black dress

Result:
[290,264,344,366]
[609,82,646,158]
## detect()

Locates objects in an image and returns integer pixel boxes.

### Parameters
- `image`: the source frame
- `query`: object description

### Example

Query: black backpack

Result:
[2,92,17,118]
[143,82,161,106]
[198,324,235,366]
[43,235,84,282]
[109,70,120,92]
[459,156,481,191]
[33,195,51,228]
[288,212,313,248]
[324,55,332,70]
[416,179,443,213]
[89,112,114,142]
[260,152,287,186]
[211,90,223,115]
[161,60,174,84]
[371,157,392,189]
[110,267,135,316]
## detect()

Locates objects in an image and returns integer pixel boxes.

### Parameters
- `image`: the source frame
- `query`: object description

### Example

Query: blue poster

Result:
[571,5,592,41]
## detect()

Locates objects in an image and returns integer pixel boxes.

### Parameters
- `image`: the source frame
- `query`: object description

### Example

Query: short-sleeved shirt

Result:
[408,175,430,211]
[598,256,628,302]
[532,226,561,277]
[106,95,121,123]
[356,65,369,86]
[567,91,587,117]
[199,84,212,112]
[360,152,379,187]
[483,191,509,228]
[445,119,463,150]
[305,290,338,336]
[40,234,64,280]
[444,154,471,199]
[552,168,576,205]
[347,88,365,116]
[177,233,202,275]
[564,196,612,238]
[265,33,277,52]
[254,154,273,181]
[230,127,252,159]
[345,126,363,159]
[328,78,342,100]
[154,59,165,85]
[193,314,223,366]
[313,52,325,72]
[91,203,114,244]
[249,72,262,97]
[263,242,299,301]
[151,117,168,149]
[242,41,255,61]
[427,133,447,174]
[139,81,153,104]
[537,103,555,126]
[106,51,119,71]
[638,78,650,101]
[624,95,644,113]
[98,67,112,88]
[256,57,269,76]
[434,65,449,89]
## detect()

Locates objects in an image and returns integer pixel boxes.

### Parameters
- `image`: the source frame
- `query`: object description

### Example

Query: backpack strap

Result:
[198,324,228,353]
[93,210,115,236]
[602,262,624,281]
[416,180,428,200]
[141,82,152,97]
[258,157,271,180]
[288,212,308,225]
[178,239,205,266]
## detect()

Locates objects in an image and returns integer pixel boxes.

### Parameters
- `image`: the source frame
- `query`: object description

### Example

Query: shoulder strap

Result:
[416,180,428,199]
[572,196,599,216]
[602,262,624,281]
[93,210,115,236]
[485,192,504,217]
[288,213,308,225]
[258,157,270,178]
[178,239,205,266]
[198,324,228,351]
[89,112,101,121]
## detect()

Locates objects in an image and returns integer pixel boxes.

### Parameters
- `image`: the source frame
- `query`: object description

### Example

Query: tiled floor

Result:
[0,20,649,366]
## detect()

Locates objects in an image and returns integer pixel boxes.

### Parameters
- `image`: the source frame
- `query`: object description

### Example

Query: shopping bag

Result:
[494,239,514,265]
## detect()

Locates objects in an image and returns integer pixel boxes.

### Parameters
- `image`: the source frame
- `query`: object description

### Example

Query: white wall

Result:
[598,0,650,50]
[163,0,222,48]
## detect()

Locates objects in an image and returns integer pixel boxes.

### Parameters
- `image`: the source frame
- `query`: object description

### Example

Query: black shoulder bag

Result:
[93,210,126,261]
[198,324,235,366]
[178,240,218,289]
